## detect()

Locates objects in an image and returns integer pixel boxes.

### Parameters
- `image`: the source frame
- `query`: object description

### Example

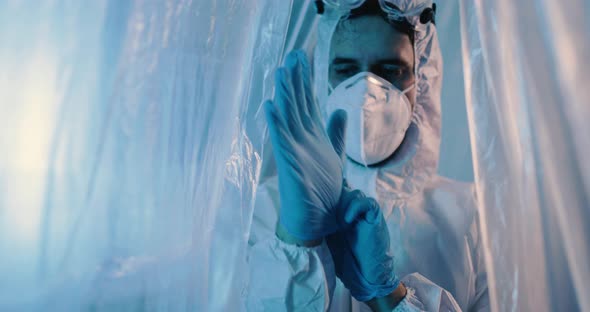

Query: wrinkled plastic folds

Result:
[459,0,590,311]
[3,0,587,310]
[0,1,292,310]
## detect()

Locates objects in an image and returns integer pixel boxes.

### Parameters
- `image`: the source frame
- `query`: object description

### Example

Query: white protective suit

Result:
[247,0,489,311]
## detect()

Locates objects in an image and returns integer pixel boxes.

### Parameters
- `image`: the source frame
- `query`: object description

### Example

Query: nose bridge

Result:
[360,61,372,73]
[360,56,377,74]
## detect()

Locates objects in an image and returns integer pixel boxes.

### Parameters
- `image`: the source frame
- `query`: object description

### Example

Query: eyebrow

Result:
[376,58,411,67]
[331,57,411,68]
[332,57,359,65]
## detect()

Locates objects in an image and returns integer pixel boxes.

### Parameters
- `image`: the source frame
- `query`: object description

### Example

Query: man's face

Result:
[329,15,416,106]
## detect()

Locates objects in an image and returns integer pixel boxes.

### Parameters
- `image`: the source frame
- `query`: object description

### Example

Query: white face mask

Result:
[326,71,414,166]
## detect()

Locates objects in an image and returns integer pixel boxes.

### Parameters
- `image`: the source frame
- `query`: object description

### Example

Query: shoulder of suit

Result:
[424,175,476,206]
[419,175,479,235]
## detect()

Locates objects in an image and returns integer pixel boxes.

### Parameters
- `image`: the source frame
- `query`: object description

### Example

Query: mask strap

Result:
[401,83,415,95]
[401,83,416,125]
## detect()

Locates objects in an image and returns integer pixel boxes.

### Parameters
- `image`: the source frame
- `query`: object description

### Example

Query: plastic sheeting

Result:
[0,1,291,310]
[3,0,589,311]
[459,0,590,311]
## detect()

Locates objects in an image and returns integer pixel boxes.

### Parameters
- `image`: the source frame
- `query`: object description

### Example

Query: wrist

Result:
[275,221,323,247]
[366,283,407,312]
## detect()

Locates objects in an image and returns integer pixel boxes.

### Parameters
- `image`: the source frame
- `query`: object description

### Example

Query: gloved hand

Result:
[264,50,347,241]
[323,102,401,302]
[326,188,401,302]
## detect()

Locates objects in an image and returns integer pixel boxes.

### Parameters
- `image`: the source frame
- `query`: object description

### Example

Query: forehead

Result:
[329,15,413,64]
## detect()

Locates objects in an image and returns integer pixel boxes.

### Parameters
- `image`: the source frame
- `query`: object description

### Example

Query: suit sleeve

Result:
[247,178,336,311]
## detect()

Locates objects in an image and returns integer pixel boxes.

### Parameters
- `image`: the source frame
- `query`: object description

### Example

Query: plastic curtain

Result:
[459,1,590,311]
[0,1,292,310]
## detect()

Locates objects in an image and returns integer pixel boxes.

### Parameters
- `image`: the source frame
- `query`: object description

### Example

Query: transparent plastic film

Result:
[459,0,590,311]
[0,1,292,310]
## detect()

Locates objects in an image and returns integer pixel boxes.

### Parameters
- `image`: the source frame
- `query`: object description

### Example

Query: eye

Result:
[372,64,411,85]
[332,65,360,77]
[381,65,405,78]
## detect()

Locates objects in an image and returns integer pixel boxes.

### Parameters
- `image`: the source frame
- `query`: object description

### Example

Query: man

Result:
[248,0,488,311]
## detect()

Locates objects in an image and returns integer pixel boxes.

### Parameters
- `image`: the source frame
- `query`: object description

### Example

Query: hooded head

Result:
[314,0,443,204]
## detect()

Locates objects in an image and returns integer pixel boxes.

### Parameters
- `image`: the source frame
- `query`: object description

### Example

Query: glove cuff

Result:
[350,270,401,302]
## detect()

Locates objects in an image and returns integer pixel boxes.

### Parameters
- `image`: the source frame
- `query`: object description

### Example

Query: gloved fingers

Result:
[285,51,314,130]
[343,195,380,225]
[296,53,324,129]
[350,212,389,253]
[339,189,366,224]
[362,197,381,224]
[298,51,321,127]
[274,67,304,139]
[348,214,393,281]
[327,109,347,162]
[328,223,394,292]
[337,187,381,227]
[264,100,296,153]
[307,88,325,130]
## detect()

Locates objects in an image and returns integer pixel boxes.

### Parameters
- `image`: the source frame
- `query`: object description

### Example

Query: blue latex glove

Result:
[264,50,346,241]
[326,188,401,302]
